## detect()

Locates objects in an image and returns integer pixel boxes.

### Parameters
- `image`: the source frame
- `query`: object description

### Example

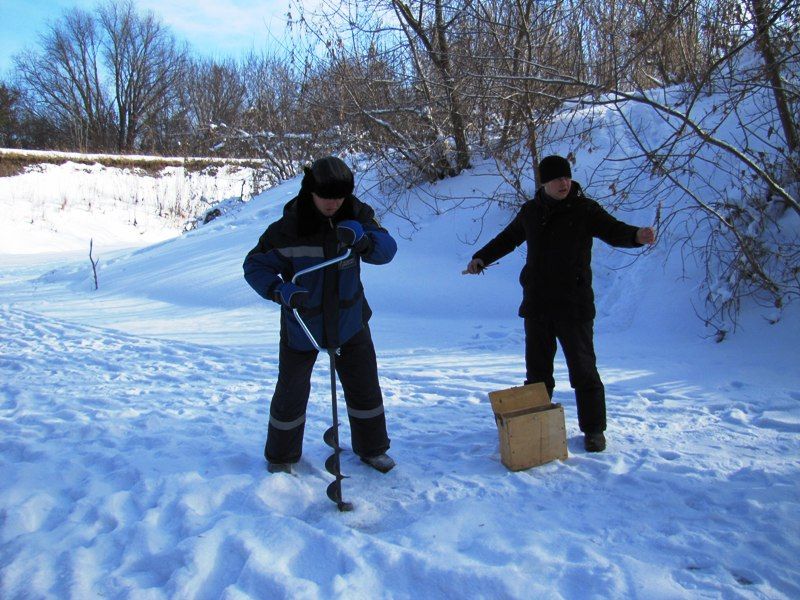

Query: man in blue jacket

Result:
[244,156,397,474]
[465,155,655,453]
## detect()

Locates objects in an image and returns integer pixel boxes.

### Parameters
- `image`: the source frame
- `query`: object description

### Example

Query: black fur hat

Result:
[538,155,572,184]
[301,156,355,199]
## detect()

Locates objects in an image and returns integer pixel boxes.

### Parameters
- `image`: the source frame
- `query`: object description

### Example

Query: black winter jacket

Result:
[473,182,642,321]
[243,192,396,351]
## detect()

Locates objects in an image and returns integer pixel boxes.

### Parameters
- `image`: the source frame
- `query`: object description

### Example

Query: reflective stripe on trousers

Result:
[269,413,306,431]
[346,405,384,420]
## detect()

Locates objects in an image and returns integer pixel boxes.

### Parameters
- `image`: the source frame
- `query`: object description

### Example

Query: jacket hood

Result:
[281,191,370,238]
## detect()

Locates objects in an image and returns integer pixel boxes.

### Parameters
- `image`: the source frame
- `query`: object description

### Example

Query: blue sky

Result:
[0,0,295,78]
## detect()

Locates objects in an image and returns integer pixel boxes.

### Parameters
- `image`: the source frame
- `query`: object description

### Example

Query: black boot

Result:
[267,461,293,474]
[360,453,395,473]
[584,432,606,453]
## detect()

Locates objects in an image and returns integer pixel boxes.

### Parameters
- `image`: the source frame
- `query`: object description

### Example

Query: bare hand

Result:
[636,227,656,245]
[463,258,485,274]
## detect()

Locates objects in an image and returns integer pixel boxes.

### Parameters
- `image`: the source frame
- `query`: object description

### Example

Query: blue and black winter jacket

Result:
[243,192,396,351]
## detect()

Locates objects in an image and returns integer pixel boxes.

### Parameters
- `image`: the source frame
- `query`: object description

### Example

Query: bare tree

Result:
[288,0,477,189]
[184,57,246,153]
[236,51,320,177]
[297,0,797,329]
[89,239,100,291]
[466,0,582,192]
[11,0,189,154]
[99,0,187,152]
[552,0,800,331]
[750,0,799,160]
[391,0,472,173]
[14,7,113,150]
[0,82,22,147]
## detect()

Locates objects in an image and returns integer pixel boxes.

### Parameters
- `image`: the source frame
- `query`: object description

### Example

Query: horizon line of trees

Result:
[1,0,798,332]
[2,1,796,170]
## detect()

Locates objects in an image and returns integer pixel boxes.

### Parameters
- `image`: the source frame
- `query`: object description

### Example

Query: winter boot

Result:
[584,432,606,453]
[360,453,395,473]
[267,461,293,474]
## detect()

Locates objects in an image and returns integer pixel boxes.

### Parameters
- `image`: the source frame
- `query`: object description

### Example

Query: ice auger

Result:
[291,248,354,512]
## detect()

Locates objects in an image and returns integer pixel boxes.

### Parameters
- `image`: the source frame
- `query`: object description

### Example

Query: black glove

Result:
[337,220,372,255]
[274,282,308,309]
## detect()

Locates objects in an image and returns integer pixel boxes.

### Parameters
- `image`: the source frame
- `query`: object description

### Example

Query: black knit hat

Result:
[302,156,355,199]
[538,155,572,184]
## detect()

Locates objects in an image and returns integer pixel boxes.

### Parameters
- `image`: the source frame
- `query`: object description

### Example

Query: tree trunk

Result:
[394,0,471,174]
[433,0,471,172]
[527,121,540,189]
[750,0,799,160]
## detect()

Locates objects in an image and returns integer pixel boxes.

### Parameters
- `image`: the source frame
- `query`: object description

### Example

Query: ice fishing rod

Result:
[292,248,354,512]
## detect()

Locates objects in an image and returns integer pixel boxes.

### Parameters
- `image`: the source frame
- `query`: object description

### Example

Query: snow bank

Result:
[0,160,260,255]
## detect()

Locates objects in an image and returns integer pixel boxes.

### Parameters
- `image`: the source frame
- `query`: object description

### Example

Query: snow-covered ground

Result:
[1,115,799,598]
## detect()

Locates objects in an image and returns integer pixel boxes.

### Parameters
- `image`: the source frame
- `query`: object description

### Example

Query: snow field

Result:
[1,303,798,598]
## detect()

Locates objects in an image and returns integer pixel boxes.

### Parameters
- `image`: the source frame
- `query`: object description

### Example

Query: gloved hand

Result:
[336,220,364,247]
[274,282,308,309]
[336,219,372,255]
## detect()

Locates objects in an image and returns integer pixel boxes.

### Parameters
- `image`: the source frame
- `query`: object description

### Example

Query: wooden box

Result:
[489,382,568,471]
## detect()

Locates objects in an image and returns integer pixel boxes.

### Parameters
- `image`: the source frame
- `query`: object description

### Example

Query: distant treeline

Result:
[0,148,266,179]
[0,1,794,182]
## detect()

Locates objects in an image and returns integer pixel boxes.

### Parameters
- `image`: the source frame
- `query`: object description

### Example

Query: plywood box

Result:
[489,382,568,471]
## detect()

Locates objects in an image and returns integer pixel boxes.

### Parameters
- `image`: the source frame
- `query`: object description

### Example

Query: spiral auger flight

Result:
[323,349,353,511]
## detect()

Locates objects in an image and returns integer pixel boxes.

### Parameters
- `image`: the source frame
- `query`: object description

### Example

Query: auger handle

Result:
[291,248,352,352]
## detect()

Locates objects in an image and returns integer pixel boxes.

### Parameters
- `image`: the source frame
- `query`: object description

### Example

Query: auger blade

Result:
[322,349,353,511]
[326,479,343,503]
[323,426,339,449]
[327,480,354,512]
[325,453,341,476]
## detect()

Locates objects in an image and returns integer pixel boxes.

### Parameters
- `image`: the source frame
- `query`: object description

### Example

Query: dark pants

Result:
[265,325,390,464]
[524,316,606,433]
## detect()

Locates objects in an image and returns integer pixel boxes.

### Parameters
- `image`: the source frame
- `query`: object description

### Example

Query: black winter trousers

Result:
[524,316,606,434]
[265,325,390,464]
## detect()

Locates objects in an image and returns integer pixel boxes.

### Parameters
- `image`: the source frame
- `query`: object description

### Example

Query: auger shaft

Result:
[291,249,354,511]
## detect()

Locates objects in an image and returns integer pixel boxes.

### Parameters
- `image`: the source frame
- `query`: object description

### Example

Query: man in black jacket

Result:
[243,156,397,474]
[465,155,655,452]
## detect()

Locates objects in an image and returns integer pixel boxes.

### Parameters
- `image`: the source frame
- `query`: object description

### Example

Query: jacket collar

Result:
[535,181,585,209]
